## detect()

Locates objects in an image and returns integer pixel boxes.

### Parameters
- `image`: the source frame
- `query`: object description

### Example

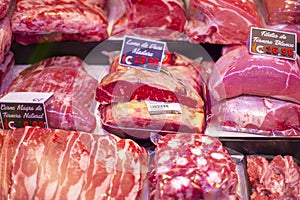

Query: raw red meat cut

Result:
[208,46,300,104]
[247,155,300,199]
[0,51,14,93]
[149,133,239,199]
[2,56,98,132]
[96,67,204,109]
[186,0,263,44]
[261,0,300,25]
[99,100,205,139]
[109,52,204,95]
[0,0,11,19]
[0,127,148,200]
[12,0,108,45]
[85,0,106,8]
[0,17,12,64]
[211,96,300,136]
[109,0,186,39]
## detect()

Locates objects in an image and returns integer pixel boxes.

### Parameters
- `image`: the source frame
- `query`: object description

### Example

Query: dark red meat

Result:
[208,46,300,104]
[149,133,239,199]
[0,0,11,19]
[96,67,204,110]
[0,51,14,93]
[0,127,148,199]
[3,56,98,132]
[211,96,300,136]
[261,0,300,25]
[0,17,12,64]
[99,100,205,139]
[110,0,186,39]
[12,0,108,45]
[186,0,263,44]
[247,155,300,199]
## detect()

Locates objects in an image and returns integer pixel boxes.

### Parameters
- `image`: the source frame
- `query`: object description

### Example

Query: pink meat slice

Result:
[9,128,53,199]
[261,0,300,25]
[3,56,98,132]
[110,0,186,39]
[186,0,262,44]
[0,17,12,64]
[96,68,204,110]
[12,0,108,45]
[0,51,14,91]
[208,46,300,104]
[149,133,239,199]
[0,0,12,19]
[211,96,300,136]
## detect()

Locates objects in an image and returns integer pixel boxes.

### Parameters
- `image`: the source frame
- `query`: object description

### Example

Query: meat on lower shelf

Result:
[247,155,300,199]
[148,133,240,199]
[0,127,149,200]
[11,0,108,45]
[2,56,98,132]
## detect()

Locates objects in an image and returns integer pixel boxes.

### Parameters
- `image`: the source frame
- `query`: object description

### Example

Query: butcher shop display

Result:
[1,56,98,132]
[208,46,300,104]
[0,126,149,200]
[186,0,263,44]
[109,0,187,39]
[0,0,12,20]
[0,16,12,64]
[99,100,205,139]
[148,133,240,199]
[211,95,300,136]
[247,155,300,199]
[11,0,109,45]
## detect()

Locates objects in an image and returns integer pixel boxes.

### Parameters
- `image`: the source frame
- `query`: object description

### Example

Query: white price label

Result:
[145,101,182,115]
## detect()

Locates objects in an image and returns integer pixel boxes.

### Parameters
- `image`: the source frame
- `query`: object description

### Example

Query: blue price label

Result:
[119,36,166,72]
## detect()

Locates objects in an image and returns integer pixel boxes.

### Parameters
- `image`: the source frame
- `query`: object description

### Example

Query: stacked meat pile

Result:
[1,56,98,132]
[247,155,300,199]
[0,0,13,91]
[0,126,149,199]
[96,52,206,140]
[148,133,240,199]
[208,46,300,136]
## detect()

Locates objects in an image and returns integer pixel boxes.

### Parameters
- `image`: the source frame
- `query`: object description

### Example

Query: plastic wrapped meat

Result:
[0,0,12,19]
[99,100,205,139]
[0,127,148,199]
[186,0,263,44]
[247,155,300,199]
[211,96,300,136]
[208,46,300,104]
[148,133,239,199]
[96,67,204,110]
[0,17,12,64]
[2,56,98,132]
[84,0,106,8]
[0,51,14,93]
[109,0,186,39]
[11,0,108,45]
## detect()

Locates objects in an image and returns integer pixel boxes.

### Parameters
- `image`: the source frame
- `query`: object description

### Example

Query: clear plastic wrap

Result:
[1,56,98,132]
[11,0,108,45]
[211,95,300,136]
[0,51,14,94]
[247,155,300,199]
[108,0,187,39]
[185,0,263,44]
[99,100,205,139]
[148,133,241,199]
[0,127,149,199]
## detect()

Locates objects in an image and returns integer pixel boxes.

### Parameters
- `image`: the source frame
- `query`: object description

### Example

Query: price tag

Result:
[249,27,297,60]
[0,92,53,130]
[119,36,166,72]
[145,101,182,115]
